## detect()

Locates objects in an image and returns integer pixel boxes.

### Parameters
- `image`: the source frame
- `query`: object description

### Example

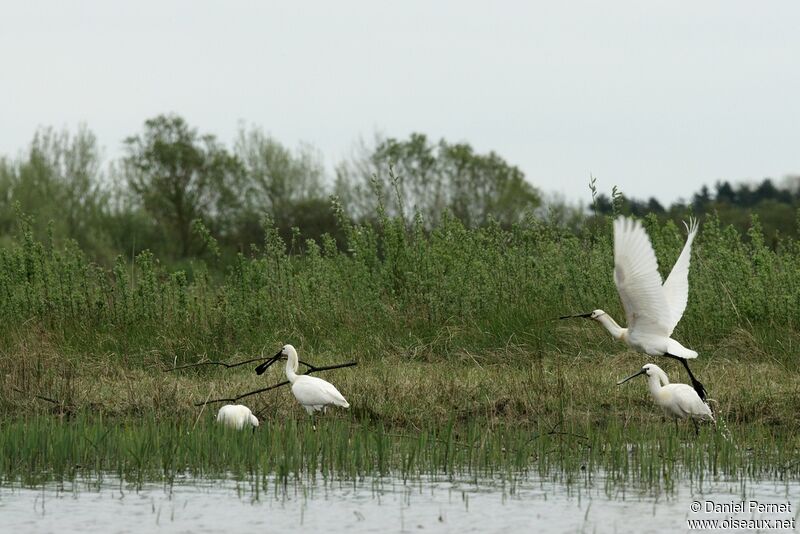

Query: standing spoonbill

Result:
[617,363,713,433]
[275,344,349,428]
[216,404,259,430]
[561,216,706,400]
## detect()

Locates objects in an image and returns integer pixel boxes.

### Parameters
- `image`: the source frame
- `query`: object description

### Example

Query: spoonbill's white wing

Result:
[661,218,699,335]
[292,376,350,408]
[668,384,714,420]
[613,217,670,336]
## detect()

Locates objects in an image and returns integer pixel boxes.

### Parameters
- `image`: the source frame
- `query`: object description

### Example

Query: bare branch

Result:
[196,380,290,406]
[167,356,329,373]
[165,357,266,372]
[302,360,358,374]
[12,386,60,405]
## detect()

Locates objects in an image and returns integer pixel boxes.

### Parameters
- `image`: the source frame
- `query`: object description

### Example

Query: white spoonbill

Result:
[561,216,706,399]
[277,344,349,428]
[617,363,713,433]
[216,404,259,430]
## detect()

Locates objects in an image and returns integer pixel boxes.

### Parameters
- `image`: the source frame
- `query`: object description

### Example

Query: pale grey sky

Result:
[1,1,798,205]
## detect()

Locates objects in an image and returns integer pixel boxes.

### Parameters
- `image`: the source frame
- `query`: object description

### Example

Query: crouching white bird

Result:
[276,344,349,428]
[216,404,260,431]
[617,363,713,434]
[561,216,706,400]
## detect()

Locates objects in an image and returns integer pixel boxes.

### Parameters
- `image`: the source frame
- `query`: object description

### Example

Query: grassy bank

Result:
[2,336,799,429]
[1,209,799,481]
[2,333,798,484]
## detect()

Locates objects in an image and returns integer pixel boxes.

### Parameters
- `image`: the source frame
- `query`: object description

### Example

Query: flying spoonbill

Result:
[617,363,713,433]
[268,344,349,428]
[561,216,706,399]
[216,404,259,431]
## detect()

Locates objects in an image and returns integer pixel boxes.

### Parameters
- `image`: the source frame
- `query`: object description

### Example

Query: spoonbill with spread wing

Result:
[561,216,706,399]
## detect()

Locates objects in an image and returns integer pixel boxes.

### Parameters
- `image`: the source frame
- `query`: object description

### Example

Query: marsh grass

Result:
[1,210,798,368]
[1,208,799,485]
[1,415,797,494]
[1,340,798,489]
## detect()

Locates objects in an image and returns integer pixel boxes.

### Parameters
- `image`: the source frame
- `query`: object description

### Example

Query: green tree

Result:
[124,115,243,257]
[0,126,111,257]
[233,126,332,247]
[336,133,540,227]
[235,126,324,215]
[0,158,15,238]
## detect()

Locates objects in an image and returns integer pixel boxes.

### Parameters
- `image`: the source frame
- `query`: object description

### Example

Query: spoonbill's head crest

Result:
[281,344,300,374]
[617,363,669,386]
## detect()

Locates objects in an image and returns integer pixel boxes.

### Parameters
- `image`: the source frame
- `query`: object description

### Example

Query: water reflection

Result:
[1,474,796,533]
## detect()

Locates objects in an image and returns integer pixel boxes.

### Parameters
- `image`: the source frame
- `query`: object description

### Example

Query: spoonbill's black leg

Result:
[680,358,707,401]
[664,354,707,401]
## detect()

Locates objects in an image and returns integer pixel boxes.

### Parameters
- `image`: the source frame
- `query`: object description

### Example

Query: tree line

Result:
[0,115,541,266]
[0,114,797,267]
[591,177,800,246]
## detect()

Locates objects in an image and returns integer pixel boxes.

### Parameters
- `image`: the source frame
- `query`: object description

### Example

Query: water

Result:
[1,474,796,533]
